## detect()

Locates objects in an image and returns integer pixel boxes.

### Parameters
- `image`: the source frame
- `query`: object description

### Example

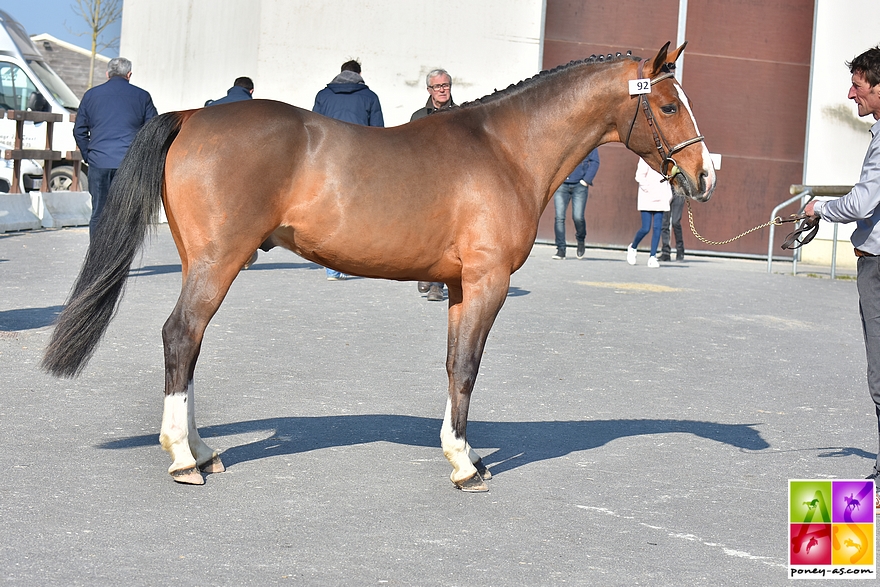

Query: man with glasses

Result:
[805,46,880,504]
[411,69,455,302]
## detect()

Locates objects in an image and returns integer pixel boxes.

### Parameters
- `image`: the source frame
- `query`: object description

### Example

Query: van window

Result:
[28,60,79,110]
[0,63,37,111]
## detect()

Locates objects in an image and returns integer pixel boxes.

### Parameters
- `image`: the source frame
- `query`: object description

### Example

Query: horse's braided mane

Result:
[456,50,641,110]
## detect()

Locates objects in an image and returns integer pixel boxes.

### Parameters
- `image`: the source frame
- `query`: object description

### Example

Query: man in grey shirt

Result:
[411,68,455,302]
[806,45,880,498]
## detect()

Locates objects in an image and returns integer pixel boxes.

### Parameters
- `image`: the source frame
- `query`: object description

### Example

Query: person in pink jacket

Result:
[626,158,673,268]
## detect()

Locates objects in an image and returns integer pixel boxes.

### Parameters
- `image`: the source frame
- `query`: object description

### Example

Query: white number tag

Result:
[628,79,651,95]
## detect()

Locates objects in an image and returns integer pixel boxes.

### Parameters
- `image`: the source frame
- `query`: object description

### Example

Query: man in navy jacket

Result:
[552,149,600,260]
[312,60,384,280]
[74,57,157,241]
[313,60,384,127]
[205,77,254,106]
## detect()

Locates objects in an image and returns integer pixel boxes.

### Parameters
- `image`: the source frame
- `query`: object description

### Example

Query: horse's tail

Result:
[42,111,189,378]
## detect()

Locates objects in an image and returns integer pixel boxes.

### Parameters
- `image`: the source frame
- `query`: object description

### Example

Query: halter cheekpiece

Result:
[624,58,705,182]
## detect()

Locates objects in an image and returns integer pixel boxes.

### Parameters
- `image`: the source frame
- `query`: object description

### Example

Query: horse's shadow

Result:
[130,264,181,277]
[129,262,322,277]
[0,305,63,330]
[97,415,770,476]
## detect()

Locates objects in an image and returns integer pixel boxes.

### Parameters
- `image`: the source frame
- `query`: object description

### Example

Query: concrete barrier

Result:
[0,193,42,232]
[0,190,167,233]
[39,191,92,228]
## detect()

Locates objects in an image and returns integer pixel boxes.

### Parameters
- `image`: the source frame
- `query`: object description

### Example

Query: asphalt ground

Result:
[0,224,872,586]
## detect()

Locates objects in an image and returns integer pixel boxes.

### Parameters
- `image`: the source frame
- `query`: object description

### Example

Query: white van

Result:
[0,9,86,191]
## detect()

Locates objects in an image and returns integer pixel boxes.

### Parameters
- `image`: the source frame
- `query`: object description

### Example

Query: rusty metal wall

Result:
[539,0,814,256]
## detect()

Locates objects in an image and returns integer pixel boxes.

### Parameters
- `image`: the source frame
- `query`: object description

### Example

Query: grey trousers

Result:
[856,255,880,471]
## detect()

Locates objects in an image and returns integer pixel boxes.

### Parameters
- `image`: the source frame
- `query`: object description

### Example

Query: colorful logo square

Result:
[832,481,874,524]
[791,524,832,565]
[832,523,874,567]
[790,480,832,523]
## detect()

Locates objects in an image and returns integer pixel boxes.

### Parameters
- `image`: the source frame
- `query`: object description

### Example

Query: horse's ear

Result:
[666,41,688,66]
[650,41,672,76]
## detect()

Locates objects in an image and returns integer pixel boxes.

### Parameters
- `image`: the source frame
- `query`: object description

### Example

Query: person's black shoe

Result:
[866,467,880,481]
[426,284,444,301]
[676,253,685,262]
[552,247,565,260]
[576,241,586,259]
[417,281,431,293]
[659,254,671,262]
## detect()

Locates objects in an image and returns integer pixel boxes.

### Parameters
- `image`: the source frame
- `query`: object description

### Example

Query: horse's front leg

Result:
[441,270,510,492]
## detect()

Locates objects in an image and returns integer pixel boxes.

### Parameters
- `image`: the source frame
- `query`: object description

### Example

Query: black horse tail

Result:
[42,111,189,378]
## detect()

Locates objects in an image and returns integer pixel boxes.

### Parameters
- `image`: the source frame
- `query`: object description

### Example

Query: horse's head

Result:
[623,42,716,202]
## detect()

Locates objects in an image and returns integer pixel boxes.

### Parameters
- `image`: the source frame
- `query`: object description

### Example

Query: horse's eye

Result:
[661,104,678,115]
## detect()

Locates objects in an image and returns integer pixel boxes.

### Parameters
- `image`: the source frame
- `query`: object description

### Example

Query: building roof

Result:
[30,33,110,99]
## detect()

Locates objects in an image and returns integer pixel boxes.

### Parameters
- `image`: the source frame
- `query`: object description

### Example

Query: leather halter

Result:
[624,58,705,182]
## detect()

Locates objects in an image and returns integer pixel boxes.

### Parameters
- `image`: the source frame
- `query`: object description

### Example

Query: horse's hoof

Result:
[455,472,489,493]
[474,458,492,480]
[170,466,204,485]
[199,454,225,474]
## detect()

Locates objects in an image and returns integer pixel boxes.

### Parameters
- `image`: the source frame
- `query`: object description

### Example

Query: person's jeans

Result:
[87,166,117,241]
[631,211,664,256]
[857,255,880,471]
[553,182,588,249]
[661,194,685,257]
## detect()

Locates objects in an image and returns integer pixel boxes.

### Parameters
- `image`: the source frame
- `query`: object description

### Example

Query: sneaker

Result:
[417,281,431,293]
[659,254,671,262]
[866,467,880,481]
[676,252,685,262]
[327,273,348,281]
[426,284,444,301]
[552,247,565,260]
[576,241,586,259]
[626,245,637,265]
[647,256,660,268]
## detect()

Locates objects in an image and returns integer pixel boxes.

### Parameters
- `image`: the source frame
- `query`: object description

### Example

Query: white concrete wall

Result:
[800,0,878,265]
[120,0,545,127]
[804,0,876,187]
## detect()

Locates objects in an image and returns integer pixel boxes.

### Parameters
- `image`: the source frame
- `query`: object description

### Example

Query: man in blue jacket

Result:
[552,149,601,260]
[74,57,157,241]
[205,77,254,106]
[312,60,384,280]
[313,60,384,127]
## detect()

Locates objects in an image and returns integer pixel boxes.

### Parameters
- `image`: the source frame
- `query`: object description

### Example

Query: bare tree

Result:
[69,0,122,88]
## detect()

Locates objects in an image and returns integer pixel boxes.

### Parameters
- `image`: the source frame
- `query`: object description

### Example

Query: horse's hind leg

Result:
[161,380,223,484]
[159,264,239,484]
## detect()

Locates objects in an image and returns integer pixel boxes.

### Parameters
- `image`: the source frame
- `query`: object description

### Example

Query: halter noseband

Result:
[624,58,705,182]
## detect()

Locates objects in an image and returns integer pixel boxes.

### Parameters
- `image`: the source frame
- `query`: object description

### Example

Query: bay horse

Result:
[42,42,715,492]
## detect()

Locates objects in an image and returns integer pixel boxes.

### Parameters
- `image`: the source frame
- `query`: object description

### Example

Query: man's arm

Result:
[143,95,158,123]
[808,133,880,221]
[581,149,600,185]
[72,102,90,164]
[369,94,384,128]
